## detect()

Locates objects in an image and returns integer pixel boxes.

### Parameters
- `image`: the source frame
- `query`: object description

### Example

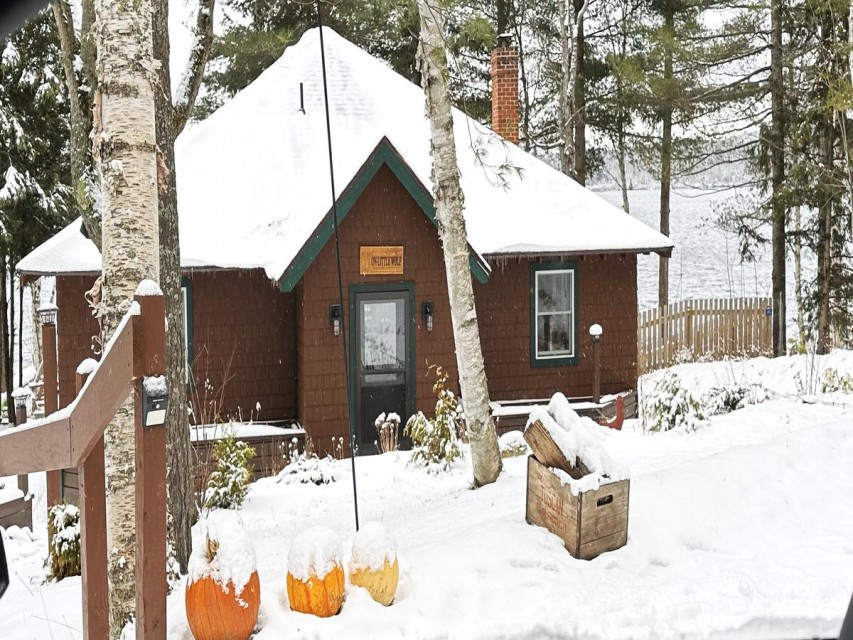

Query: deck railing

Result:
[638,297,773,375]
[0,287,167,640]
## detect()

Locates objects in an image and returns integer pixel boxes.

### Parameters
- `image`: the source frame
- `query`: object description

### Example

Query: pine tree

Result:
[0,9,73,414]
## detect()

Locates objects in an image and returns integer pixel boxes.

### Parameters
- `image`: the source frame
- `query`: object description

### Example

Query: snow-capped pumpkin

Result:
[348,522,399,606]
[186,524,260,640]
[286,526,345,617]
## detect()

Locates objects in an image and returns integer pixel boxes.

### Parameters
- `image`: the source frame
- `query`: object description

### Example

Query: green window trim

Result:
[529,261,579,368]
[181,276,194,382]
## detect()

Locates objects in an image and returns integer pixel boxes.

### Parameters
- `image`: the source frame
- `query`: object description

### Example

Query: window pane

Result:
[537,312,573,356]
[537,271,572,313]
[361,299,405,370]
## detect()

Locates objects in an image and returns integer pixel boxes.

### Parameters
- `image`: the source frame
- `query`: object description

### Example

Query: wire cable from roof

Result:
[316,0,359,531]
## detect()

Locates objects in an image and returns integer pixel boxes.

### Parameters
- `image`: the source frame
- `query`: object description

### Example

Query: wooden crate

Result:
[525,455,629,560]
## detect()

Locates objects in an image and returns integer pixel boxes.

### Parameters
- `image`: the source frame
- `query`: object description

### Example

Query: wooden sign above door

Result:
[360,246,404,275]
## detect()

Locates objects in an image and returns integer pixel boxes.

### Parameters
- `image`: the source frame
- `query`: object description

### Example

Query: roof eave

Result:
[484,245,674,260]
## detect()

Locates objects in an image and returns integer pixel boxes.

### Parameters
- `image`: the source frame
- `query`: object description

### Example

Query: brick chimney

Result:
[490,34,519,145]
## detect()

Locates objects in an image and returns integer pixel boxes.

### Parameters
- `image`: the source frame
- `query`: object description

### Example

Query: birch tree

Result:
[416,0,502,487]
[92,0,160,634]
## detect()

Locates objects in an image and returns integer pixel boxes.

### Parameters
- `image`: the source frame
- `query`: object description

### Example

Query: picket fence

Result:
[638,297,773,375]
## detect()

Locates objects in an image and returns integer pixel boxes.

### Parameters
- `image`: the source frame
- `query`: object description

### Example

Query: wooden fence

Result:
[638,297,773,375]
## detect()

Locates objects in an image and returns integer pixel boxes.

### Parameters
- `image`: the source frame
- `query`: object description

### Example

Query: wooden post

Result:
[14,402,26,426]
[42,319,63,551]
[16,474,27,497]
[592,338,601,404]
[134,292,167,640]
[77,368,108,640]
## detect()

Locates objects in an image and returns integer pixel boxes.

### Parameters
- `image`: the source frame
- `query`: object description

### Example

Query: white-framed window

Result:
[531,263,577,366]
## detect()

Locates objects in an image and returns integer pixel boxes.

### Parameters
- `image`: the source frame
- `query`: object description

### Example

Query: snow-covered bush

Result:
[47,503,80,580]
[204,432,255,510]
[404,366,464,472]
[374,412,400,453]
[278,434,338,485]
[821,368,853,394]
[498,431,529,458]
[702,382,768,416]
[642,372,706,432]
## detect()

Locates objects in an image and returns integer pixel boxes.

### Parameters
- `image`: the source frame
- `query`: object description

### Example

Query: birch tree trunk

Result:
[93,0,160,635]
[416,0,502,487]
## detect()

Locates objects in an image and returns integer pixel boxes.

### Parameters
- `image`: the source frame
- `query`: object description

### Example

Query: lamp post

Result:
[589,323,603,404]
[38,303,61,510]
[12,388,28,425]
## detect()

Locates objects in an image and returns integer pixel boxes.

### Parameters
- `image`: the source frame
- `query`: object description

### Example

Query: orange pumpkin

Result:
[186,532,261,640]
[286,525,346,617]
[286,563,345,617]
[186,570,261,640]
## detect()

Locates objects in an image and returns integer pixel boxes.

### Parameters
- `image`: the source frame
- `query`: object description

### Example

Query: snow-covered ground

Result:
[2,353,853,639]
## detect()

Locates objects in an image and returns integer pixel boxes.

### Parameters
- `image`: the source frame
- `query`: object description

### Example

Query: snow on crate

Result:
[526,392,629,496]
[188,519,258,597]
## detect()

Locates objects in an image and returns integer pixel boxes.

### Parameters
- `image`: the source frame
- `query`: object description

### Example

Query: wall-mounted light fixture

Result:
[422,301,434,333]
[142,376,169,428]
[329,304,342,337]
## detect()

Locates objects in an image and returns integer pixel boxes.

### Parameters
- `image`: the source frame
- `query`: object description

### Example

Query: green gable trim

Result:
[278,137,490,292]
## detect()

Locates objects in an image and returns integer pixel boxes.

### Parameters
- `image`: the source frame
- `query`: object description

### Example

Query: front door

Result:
[353,288,412,455]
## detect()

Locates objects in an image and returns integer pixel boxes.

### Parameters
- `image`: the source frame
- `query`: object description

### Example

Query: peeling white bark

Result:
[92,0,160,636]
[416,0,502,487]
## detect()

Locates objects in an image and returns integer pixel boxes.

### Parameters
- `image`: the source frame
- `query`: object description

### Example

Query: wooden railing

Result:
[638,297,773,375]
[0,287,166,640]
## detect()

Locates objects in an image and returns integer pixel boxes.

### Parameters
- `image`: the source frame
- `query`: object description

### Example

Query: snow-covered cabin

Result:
[19,28,671,455]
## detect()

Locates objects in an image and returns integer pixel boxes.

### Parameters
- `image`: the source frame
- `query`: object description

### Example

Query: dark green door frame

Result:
[348,282,416,453]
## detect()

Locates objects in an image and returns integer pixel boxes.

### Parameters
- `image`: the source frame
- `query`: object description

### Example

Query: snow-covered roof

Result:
[19,28,672,280]
[18,218,101,276]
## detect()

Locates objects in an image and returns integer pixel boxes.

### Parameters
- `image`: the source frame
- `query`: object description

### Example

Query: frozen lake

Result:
[596,188,813,325]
